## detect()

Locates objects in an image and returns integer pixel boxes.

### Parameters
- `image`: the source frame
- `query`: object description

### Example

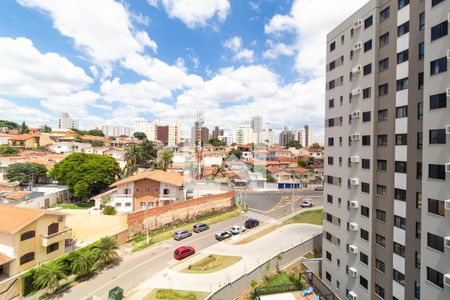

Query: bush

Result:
[102,205,116,215]
[21,269,36,296]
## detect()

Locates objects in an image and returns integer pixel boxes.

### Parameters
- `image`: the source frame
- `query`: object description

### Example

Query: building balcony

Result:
[159,195,177,202]
[41,227,72,247]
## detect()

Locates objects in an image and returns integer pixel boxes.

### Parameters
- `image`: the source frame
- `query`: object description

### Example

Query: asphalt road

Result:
[244,190,323,213]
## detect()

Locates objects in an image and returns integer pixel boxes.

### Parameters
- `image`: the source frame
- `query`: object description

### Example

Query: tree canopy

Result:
[0,120,20,130]
[41,125,52,133]
[310,143,323,149]
[72,128,105,137]
[228,149,242,159]
[209,138,226,146]
[49,153,121,199]
[286,140,302,149]
[133,132,147,140]
[6,162,48,185]
[0,145,19,157]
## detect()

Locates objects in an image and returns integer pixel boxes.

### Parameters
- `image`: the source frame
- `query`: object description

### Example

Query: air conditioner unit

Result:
[351,111,361,119]
[446,125,450,135]
[352,65,362,73]
[351,133,360,141]
[353,19,362,29]
[351,156,360,163]
[348,267,358,278]
[353,42,362,51]
[349,245,359,254]
[350,178,359,186]
[446,163,450,173]
[445,236,450,248]
[349,223,359,231]
[348,291,358,300]
[352,88,361,96]
[350,200,359,208]
[445,200,450,210]
[445,273,450,286]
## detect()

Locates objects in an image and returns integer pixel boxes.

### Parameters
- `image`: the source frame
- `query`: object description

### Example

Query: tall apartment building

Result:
[251,116,263,144]
[297,125,314,147]
[134,118,158,140]
[58,112,78,130]
[101,125,109,137]
[322,0,449,299]
[279,127,294,147]
[232,125,254,145]
[211,126,224,140]
[261,128,275,146]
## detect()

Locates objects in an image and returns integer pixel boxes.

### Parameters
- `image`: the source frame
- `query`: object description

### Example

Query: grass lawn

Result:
[50,201,95,210]
[181,255,242,274]
[283,208,323,226]
[234,226,280,245]
[132,209,240,252]
[144,289,209,300]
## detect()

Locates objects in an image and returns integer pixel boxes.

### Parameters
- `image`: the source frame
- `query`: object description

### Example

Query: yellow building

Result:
[0,205,72,278]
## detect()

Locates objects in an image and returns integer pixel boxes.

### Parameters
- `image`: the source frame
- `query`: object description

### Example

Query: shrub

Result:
[102,205,116,215]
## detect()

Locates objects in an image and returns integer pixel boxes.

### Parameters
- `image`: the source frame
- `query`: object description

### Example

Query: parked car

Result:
[230,225,246,235]
[215,230,232,241]
[173,229,192,241]
[244,219,260,229]
[174,246,195,260]
[193,223,209,233]
[314,186,323,191]
[300,199,314,208]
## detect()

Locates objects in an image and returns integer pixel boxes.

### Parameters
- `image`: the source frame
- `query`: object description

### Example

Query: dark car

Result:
[174,246,195,260]
[215,230,232,241]
[193,223,209,233]
[244,219,260,229]
[173,229,192,241]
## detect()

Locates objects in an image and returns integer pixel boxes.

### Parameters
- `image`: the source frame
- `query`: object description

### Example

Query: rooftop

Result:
[0,205,64,234]
[110,170,183,188]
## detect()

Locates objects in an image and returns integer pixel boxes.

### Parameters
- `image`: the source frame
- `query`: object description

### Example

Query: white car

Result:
[230,225,246,235]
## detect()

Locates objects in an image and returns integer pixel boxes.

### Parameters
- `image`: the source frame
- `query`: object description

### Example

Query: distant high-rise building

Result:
[218,135,232,146]
[232,125,254,145]
[261,128,275,146]
[211,126,224,140]
[58,112,78,130]
[251,116,263,143]
[123,127,131,137]
[279,127,294,147]
[134,119,179,146]
[134,118,158,140]
[297,125,313,147]
[112,126,120,137]
[101,125,109,137]
[191,123,209,146]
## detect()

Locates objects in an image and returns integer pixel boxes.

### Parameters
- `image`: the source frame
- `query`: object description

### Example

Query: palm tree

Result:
[124,145,143,176]
[212,164,226,179]
[71,251,95,277]
[93,236,119,266]
[33,261,67,293]
[157,149,173,171]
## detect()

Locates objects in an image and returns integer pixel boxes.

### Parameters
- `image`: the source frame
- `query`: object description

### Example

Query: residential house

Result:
[0,205,72,278]
[105,170,185,213]
[277,156,299,168]
[7,134,41,149]
[0,134,13,146]
[269,169,300,189]
[48,141,92,154]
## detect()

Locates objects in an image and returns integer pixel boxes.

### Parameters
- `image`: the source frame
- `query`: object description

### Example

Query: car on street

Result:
[193,223,209,233]
[300,199,314,207]
[314,186,323,191]
[244,218,260,229]
[215,230,232,241]
[173,246,195,260]
[230,225,246,235]
[173,229,192,241]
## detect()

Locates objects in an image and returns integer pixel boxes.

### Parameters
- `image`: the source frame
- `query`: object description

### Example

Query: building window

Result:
[398,0,409,9]
[361,182,370,193]
[429,129,446,144]
[363,87,371,99]
[20,231,36,241]
[341,35,345,45]
[398,21,409,37]
[417,162,422,179]
[430,57,447,75]
[418,132,423,149]
[46,242,59,254]
[327,194,333,204]
[394,242,406,257]
[415,251,421,269]
[326,251,332,261]
[364,15,373,29]
[330,41,336,52]
[20,252,35,265]
[378,109,388,121]
[417,102,423,119]
[432,0,445,6]
[360,252,368,265]
[376,185,386,197]
[393,269,405,286]
[377,135,387,146]
[361,159,370,169]
[328,137,334,146]
[361,206,369,218]
[363,63,372,75]
[362,111,371,122]
[377,160,387,171]
[395,188,406,201]
[394,215,406,230]
[429,164,445,180]
[379,58,389,72]
[428,198,445,217]
[360,228,369,241]
[397,78,409,91]
[416,222,421,239]
[379,32,389,47]
[416,192,422,208]
[329,61,336,71]
[326,271,332,282]
[419,12,425,31]
[427,232,445,252]
[329,99,335,108]
[359,275,368,290]
[427,267,444,288]
[375,284,385,299]
[380,7,390,22]
[419,42,424,60]
[376,209,386,222]
[430,93,447,109]
[397,50,409,64]
[376,234,385,247]
[378,83,388,96]
[327,156,334,165]
[395,134,407,145]
[431,21,448,41]
[395,161,407,173]
[362,135,370,146]
[364,39,372,52]
[396,106,408,118]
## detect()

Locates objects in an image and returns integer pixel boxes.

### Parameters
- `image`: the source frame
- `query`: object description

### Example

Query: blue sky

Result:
[0,0,368,138]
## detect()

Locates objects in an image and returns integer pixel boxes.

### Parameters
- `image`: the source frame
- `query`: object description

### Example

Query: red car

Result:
[174,246,195,260]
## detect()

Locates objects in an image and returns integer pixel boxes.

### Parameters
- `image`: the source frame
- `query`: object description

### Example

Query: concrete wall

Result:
[0,276,20,300]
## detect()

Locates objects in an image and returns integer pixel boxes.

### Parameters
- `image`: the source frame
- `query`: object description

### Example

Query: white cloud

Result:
[223,36,254,63]
[40,90,101,117]
[264,14,297,35]
[0,98,52,126]
[263,41,295,59]
[154,0,231,28]
[0,37,92,98]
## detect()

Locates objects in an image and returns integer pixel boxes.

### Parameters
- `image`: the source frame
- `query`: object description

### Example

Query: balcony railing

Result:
[41,227,72,247]
[159,195,176,202]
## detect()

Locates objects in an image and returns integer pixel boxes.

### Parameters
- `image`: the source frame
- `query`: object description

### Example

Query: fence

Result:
[0,276,20,300]
[206,233,322,300]
[300,270,337,300]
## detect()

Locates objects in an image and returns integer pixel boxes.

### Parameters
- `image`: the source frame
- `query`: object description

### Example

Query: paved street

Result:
[244,190,323,213]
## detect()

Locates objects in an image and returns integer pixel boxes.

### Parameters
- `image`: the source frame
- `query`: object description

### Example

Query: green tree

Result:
[298,160,308,168]
[20,121,29,134]
[33,261,67,293]
[140,139,157,168]
[86,129,105,136]
[228,149,242,159]
[133,132,147,140]
[6,163,48,185]
[286,140,302,149]
[49,153,121,199]
[124,144,144,176]
[208,138,226,147]
[212,165,226,178]
[70,251,95,277]
[41,125,52,133]
[0,145,19,156]
[102,205,117,215]
[266,174,275,182]
[310,143,322,149]
[157,149,173,171]
[0,120,20,130]
[93,236,119,266]
[90,140,105,147]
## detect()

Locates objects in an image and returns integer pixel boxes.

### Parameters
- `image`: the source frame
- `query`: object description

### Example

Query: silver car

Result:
[174,229,192,241]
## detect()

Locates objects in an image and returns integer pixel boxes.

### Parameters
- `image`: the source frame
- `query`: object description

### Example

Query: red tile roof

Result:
[110,170,183,188]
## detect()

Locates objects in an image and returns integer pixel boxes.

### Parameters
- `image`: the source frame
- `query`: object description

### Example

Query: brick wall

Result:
[127,191,235,236]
